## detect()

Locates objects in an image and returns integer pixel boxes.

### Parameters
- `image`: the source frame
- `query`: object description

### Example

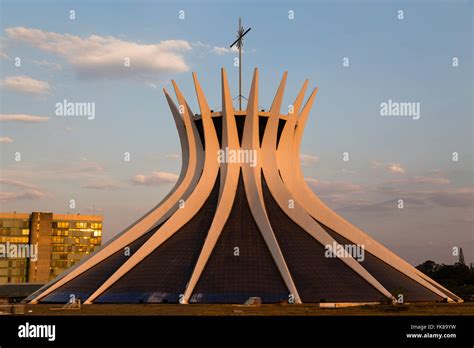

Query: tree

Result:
[416,260,439,277]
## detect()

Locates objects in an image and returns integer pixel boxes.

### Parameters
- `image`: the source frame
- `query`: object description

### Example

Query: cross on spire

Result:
[230,18,251,110]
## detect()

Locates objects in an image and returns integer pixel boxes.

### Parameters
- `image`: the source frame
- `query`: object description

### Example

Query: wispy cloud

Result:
[145,82,158,89]
[82,183,120,190]
[425,187,474,207]
[340,197,427,213]
[0,114,49,122]
[1,161,108,183]
[192,41,238,55]
[305,177,361,194]
[132,171,178,186]
[0,39,8,59]
[5,27,191,80]
[212,46,238,55]
[32,59,62,71]
[300,154,319,167]
[305,177,364,209]
[338,170,471,212]
[0,137,13,143]
[371,160,384,169]
[165,153,180,160]
[376,176,451,192]
[0,179,38,190]
[345,188,474,213]
[74,163,104,173]
[304,170,471,212]
[388,163,406,174]
[372,160,406,174]
[1,75,51,95]
[410,176,451,185]
[0,179,45,201]
[374,182,473,208]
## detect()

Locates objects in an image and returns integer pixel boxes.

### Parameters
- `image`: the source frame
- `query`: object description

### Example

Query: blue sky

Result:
[0,0,472,265]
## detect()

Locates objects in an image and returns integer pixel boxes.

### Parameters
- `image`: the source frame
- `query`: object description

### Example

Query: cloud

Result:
[376,174,452,194]
[0,179,45,201]
[193,41,239,55]
[0,191,44,201]
[1,161,118,201]
[146,82,158,89]
[5,27,191,80]
[75,163,104,173]
[374,176,473,208]
[388,163,406,174]
[305,177,364,209]
[0,114,49,122]
[165,153,180,160]
[1,75,51,95]
[212,46,238,55]
[302,169,472,215]
[399,187,474,208]
[425,188,474,207]
[0,137,13,143]
[32,59,62,71]
[370,160,384,169]
[340,197,428,213]
[0,39,7,59]
[1,161,109,185]
[300,154,320,167]
[382,176,451,188]
[132,171,178,186]
[341,167,356,174]
[410,176,451,185]
[0,179,39,190]
[82,183,120,190]
[372,160,406,174]
[368,189,473,211]
[305,177,361,195]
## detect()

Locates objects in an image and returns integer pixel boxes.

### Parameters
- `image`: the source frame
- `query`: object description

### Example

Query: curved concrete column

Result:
[30,86,204,304]
[241,68,301,303]
[182,69,241,303]
[282,85,458,302]
[262,74,393,301]
[84,80,220,304]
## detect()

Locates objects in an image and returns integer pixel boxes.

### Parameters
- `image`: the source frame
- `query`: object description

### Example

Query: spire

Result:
[229,18,252,110]
[459,247,465,265]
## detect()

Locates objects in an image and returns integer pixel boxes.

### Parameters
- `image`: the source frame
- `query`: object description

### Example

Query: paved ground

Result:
[17,302,474,316]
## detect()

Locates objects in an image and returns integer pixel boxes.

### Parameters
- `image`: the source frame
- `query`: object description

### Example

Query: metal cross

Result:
[230,18,251,110]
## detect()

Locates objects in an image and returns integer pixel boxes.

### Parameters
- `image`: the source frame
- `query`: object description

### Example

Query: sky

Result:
[0,0,472,266]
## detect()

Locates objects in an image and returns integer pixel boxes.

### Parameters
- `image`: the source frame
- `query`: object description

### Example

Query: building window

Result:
[91,222,102,229]
[57,222,69,228]
[76,222,87,229]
